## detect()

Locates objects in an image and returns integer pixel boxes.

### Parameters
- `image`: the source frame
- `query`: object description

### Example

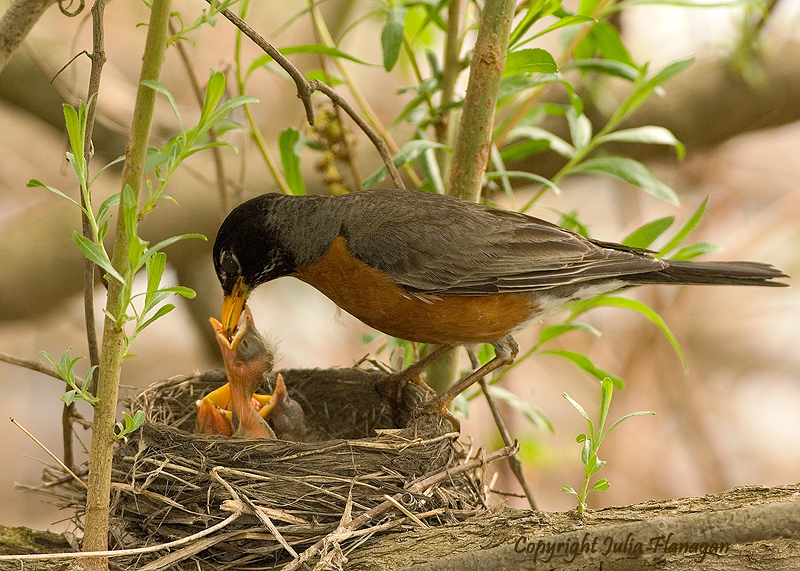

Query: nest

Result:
[94,367,509,570]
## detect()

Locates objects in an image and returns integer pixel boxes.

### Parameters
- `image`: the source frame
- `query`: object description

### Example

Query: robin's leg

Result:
[421,336,519,413]
[376,343,457,392]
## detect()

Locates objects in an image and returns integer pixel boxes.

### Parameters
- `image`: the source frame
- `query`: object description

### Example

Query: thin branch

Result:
[0,510,242,562]
[212,3,404,189]
[0,352,63,381]
[281,444,517,571]
[170,20,232,211]
[81,2,172,568]
[308,0,363,190]
[10,418,88,489]
[478,378,538,510]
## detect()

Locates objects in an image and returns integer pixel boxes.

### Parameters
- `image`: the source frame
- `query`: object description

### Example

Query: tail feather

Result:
[627,260,789,287]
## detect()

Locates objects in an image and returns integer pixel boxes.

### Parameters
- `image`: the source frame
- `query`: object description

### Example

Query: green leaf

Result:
[561,484,578,496]
[142,80,183,128]
[73,232,124,284]
[499,138,550,162]
[658,198,708,256]
[200,71,226,127]
[115,410,146,441]
[536,322,601,347]
[201,95,259,131]
[137,233,206,273]
[571,156,679,204]
[606,410,656,434]
[508,0,561,47]
[570,296,686,369]
[381,6,407,71]
[548,349,623,386]
[27,179,86,214]
[145,252,167,310]
[597,377,614,433]
[278,127,306,195]
[485,385,554,433]
[96,193,121,226]
[669,241,723,261]
[280,44,369,65]
[575,21,635,67]
[503,48,558,77]
[62,102,87,183]
[137,303,176,333]
[612,57,693,125]
[527,15,596,44]
[567,109,592,152]
[508,126,575,158]
[622,216,674,249]
[418,141,445,195]
[562,58,640,81]
[591,478,610,491]
[62,390,78,406]
[598,126,685,159]
[363,140,449,187]
[484,171,563,197]
[581,438,592,467]
[563,392,592,424]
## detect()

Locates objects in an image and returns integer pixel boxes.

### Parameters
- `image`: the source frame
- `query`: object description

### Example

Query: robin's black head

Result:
[213,194,299,336]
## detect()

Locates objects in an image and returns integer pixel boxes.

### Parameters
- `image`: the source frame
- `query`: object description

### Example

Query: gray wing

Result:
[339,192,666,295]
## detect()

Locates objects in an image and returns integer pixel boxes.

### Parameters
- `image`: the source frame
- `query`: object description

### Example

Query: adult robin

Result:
[205,306,307,439]
[213,188,787,411]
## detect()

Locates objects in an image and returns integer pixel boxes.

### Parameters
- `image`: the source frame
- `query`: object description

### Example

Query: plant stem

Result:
[434,0,463,177]
[81,1,171,568]
[447,0,515,203]
[429,0,515,394]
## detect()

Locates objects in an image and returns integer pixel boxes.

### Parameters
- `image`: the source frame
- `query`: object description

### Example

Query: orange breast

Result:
[292,237,540,344]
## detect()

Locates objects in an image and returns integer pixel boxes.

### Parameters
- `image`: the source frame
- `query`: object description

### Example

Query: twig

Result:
[281,444,516,571]
[307,1,363,190]
[0,510,243,562]
[213,468,301,559]
[170,20,232,212]
[211,2,404,189]
[478,377,538,510]
[0,352,62,381]
[10,418,88,489]
[383,494,428,528]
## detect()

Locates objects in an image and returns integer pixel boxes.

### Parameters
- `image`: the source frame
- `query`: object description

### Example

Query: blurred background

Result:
[0,0,798,533]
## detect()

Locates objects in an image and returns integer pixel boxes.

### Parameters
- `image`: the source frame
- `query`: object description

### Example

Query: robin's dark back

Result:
[214,189,785,301]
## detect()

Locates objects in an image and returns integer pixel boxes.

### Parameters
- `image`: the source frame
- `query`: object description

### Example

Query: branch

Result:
[0,351,61,381]
[281,444,518,571]
[0,0,57,73]
[446,0,516,202]
[212,3,404,189]
[81,1,171,568]
[396,499,800,571]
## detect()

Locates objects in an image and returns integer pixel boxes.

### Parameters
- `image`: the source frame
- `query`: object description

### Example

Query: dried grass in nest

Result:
[92,366,510,570]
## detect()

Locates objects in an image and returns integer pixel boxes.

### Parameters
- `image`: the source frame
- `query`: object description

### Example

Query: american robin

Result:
[213,188,787,411]
[206,306,308,439]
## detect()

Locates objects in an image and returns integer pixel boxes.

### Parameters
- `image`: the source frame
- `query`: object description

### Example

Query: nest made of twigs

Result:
[97,366,502,570]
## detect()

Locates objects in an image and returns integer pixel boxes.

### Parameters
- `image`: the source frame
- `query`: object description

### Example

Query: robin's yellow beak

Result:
[221,277,251,339]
